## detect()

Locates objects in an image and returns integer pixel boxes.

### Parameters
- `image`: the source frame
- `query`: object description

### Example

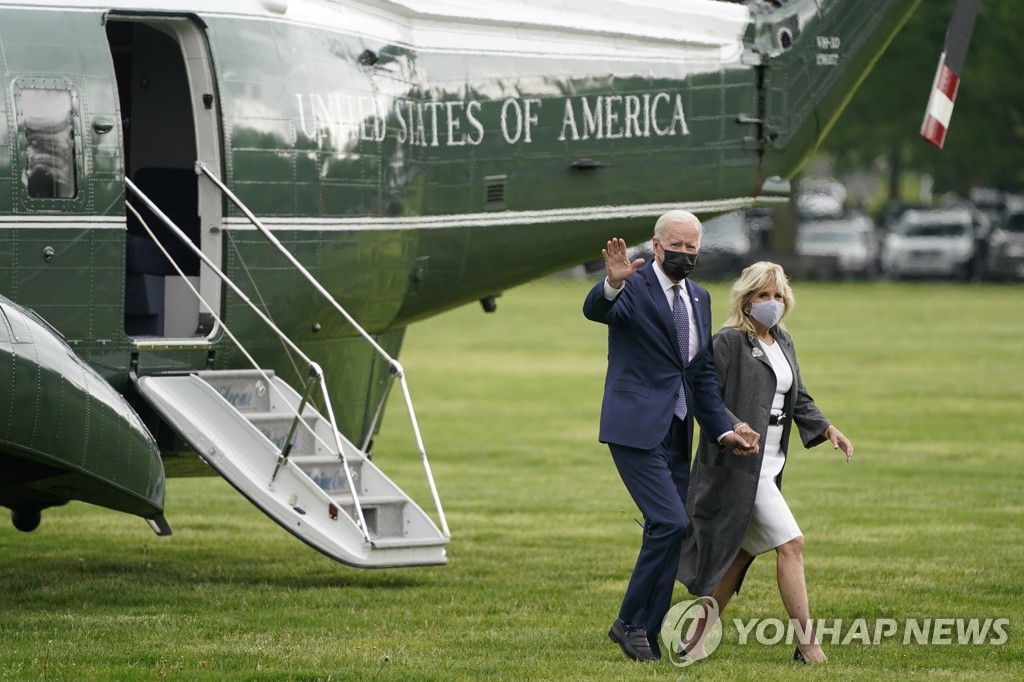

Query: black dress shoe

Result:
[608,619,657,662]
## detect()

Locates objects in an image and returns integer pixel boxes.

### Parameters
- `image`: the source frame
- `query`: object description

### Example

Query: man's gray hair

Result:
[654,210,703,244]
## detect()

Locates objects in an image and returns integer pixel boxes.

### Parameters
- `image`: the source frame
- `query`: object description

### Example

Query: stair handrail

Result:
[271,363,320,485]
[140,165,449,540]
[195,163,448,540]
[125,179,371,541]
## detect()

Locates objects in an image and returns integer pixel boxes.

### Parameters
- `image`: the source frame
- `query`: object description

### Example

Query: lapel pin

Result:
[751,347,764,358]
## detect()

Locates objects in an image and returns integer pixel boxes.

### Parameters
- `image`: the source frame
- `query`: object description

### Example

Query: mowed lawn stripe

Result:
[1,277,1021,680]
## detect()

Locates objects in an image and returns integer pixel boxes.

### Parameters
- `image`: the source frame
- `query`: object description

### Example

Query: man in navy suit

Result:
[584,210,758,662]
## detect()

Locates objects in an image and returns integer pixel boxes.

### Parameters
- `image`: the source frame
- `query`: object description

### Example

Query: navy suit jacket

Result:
[583,262,732,451]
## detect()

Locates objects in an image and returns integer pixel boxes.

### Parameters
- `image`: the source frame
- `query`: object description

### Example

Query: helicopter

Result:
[0,0,971,568]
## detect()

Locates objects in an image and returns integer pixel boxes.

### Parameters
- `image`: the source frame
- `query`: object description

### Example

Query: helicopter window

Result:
[20,88,77,199]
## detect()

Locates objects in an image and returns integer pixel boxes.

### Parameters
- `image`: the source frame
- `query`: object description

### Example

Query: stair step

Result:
[246,412,319,424]
[371,536,451,549]
[335,493,408,508]
[289,453,365,465]
[196,370,275,413]
[334,494,408,539]
[138,370,448,567]
[288,454,364,495]
[246,412,324,455]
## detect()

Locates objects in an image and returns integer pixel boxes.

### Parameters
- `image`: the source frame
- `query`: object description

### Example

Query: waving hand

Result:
[603,238,646,289]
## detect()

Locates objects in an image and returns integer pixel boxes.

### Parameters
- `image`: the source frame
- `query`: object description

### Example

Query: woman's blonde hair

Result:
[723,261,795,336]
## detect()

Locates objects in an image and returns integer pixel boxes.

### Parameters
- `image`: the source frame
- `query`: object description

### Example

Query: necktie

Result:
[672,284,690,420]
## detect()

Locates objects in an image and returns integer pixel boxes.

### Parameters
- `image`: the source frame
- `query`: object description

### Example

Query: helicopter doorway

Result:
[107,17,222,340]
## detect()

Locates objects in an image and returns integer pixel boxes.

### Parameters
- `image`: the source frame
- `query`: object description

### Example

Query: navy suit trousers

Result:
[609,416,693,655]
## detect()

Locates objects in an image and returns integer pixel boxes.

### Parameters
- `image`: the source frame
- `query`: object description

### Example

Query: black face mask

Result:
[661,249,697,281]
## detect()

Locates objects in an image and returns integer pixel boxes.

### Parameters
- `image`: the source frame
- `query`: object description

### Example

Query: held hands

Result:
[826,425,854,462]
[734,423,760,454]
[722,426,760,456]
[603,238,645,289]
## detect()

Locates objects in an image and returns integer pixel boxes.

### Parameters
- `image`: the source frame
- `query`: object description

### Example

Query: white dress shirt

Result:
[603,260,699,361]
[603,260,734,444]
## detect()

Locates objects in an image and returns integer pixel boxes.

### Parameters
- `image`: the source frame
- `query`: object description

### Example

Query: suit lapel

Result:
[688,283,705,342]
[746,332,774,371]
[750,330,799,410]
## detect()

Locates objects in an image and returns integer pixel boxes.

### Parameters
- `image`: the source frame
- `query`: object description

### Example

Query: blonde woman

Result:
[677,261,853,664]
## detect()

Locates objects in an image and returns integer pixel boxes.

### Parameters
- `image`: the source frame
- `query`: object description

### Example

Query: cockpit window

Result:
[20,88,77,199]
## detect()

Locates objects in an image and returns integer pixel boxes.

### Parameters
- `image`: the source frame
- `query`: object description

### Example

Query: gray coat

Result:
[677,326,831,596]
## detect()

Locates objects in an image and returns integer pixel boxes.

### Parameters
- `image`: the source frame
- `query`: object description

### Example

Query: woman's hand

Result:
[826,425,854,462]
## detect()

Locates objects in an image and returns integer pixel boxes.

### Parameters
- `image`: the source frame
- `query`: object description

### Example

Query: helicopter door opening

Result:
[107,17,222,340]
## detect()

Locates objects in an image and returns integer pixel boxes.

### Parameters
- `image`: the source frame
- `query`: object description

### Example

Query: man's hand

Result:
[722,429,759,456]
[603,237,645,288]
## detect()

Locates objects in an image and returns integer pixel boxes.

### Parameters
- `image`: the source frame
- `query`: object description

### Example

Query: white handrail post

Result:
[395,366,450,538]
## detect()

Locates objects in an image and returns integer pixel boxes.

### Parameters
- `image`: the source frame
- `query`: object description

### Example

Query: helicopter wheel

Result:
[12,508,41,532]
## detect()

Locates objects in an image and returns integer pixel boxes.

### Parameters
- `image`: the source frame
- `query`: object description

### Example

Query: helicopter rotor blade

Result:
[920,0,980,149]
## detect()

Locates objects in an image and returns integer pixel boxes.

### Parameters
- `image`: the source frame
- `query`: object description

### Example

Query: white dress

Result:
[739,338,803,556]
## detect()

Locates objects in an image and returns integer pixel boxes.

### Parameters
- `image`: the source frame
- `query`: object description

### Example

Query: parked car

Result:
[796,211,879,278]
[986,203,1024,280]
[880,201,927,231]
[969,187,1005,232]
[694,210,752,279]
[744,207,774,250]
[796,178,847,219]
[881,207,976,280]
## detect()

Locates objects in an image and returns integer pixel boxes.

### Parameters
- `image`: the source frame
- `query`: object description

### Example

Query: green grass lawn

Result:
[1,277,1022,680]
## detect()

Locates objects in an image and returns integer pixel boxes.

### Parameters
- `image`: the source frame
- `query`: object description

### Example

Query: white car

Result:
[882,207,976,280]
[986,206,1024,280]
[796,212,879,278]
[796,178,847,219]
[697,211,753,278]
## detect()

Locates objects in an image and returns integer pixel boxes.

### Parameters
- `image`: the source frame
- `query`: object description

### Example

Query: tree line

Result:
[822,0,1023,197]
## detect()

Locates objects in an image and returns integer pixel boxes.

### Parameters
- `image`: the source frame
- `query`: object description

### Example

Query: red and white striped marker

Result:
[919,0,978,150]
[920,54,959,149]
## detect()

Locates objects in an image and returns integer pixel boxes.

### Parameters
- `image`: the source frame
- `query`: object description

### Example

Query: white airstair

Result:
[137,369,448,568]
[126,165,450,568]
